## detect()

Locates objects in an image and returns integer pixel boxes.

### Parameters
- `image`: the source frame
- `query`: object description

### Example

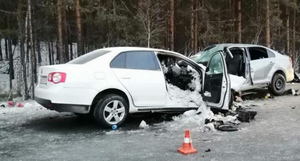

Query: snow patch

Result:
[160,104,215,132]
[139,120,149,129]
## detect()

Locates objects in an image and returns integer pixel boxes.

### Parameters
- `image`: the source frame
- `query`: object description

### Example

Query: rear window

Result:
[68,50,110,64]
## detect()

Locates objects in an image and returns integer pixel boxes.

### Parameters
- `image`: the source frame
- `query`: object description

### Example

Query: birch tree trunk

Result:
[28,0,35,98]
[18,1,29,100]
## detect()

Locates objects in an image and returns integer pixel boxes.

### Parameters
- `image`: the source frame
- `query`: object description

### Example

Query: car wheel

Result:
[269,73,286,96]
[93,94,128,128]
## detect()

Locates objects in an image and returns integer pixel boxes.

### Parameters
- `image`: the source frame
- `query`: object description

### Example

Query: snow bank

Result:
[0,100,69,125]
[166,84,203,107]
[166,65,203,107]
[230,74,246,92]
[159,104,215,132]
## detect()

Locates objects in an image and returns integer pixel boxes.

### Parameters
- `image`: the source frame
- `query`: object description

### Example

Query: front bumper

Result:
[35,97,90,114]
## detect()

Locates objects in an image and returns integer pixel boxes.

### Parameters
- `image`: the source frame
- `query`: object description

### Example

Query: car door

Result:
[202,51,230,110]
[110,51,167,107]
[246,47,276,84]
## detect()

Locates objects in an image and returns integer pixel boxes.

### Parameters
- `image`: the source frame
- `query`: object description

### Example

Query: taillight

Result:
[47,72,66,84]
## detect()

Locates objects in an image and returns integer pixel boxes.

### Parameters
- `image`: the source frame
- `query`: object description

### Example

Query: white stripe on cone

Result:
[183,138,191,143]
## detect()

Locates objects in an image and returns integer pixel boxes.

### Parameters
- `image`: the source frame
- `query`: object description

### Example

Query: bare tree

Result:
[62,0,69,62]
[292,0,296,65]
[170,0,174,50]
[265,0,270,47]
[75,0,83,56]
[57,0,64,63]
[190,0,194,53]
[18,1,29,100]
[28,0,35,98]
[136,0,165,48]
[237,0,242,43]
[285,6,290,55]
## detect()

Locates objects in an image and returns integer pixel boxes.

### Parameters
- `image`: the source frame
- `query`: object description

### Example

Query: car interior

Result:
[157,54,199,92]
[225,47,246,78]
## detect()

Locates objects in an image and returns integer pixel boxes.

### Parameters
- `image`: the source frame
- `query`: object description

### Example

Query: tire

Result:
[93,94,128,128]
[269,73,286,96]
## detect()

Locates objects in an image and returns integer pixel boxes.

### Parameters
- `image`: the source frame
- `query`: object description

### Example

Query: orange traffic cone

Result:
[178,129,197,155]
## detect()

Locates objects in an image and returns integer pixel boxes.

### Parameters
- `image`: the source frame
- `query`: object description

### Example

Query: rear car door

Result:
[246,47,276,84]
[111,51,166,107]
[202,51,230,110]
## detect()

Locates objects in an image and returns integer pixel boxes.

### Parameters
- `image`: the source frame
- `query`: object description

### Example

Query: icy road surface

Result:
[1,83,300,161]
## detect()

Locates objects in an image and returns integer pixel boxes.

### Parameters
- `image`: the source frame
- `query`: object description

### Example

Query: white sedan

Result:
[35,47,231,127]
[191,44,294,95]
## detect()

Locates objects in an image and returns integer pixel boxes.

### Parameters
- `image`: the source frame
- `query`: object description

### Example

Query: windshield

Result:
[197,45,223,64]
[68,50,110,64]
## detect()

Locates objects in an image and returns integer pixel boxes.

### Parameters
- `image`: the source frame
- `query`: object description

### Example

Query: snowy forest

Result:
[0,0,299,100]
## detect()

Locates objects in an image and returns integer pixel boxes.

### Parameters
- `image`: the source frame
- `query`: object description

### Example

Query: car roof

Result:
[206,43,266,49]
[92,46,183,56]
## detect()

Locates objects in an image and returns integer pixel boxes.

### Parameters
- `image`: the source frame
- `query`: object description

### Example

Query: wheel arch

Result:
[90,88,130,113]
[273,70,286,79]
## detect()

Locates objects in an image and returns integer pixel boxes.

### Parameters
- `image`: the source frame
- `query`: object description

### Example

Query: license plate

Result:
[40,76,47,85]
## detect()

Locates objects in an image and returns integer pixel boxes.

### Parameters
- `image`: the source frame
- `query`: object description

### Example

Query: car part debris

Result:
[237,109,257,122]
[216,124,238,131]
[264,93,274,99]
[205,149,211,152]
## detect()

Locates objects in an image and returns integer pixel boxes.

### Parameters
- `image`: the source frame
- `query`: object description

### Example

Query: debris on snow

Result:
[205,149,211,152]
[166,84,202,107]
[236,109,257,122]
[287,89,300,96]
[217,124,238,132]
[203,123,216,132]
[264,93,274,99]
[139,120,149,129]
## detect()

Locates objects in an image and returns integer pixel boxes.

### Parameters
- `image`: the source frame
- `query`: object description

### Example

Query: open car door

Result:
[202,51,231,110]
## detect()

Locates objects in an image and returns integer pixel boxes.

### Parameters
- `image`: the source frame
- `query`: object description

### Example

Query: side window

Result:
[208,53,223,74]
[248,47,269,60]
[110,53,126,68]
[125,51,159,70]
[267,50,275,58]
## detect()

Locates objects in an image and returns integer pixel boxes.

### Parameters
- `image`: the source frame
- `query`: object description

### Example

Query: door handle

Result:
[270,61,274,65]
[121,76,131,79]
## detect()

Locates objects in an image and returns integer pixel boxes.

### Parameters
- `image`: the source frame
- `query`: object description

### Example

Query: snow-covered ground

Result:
[0,84,300,160]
